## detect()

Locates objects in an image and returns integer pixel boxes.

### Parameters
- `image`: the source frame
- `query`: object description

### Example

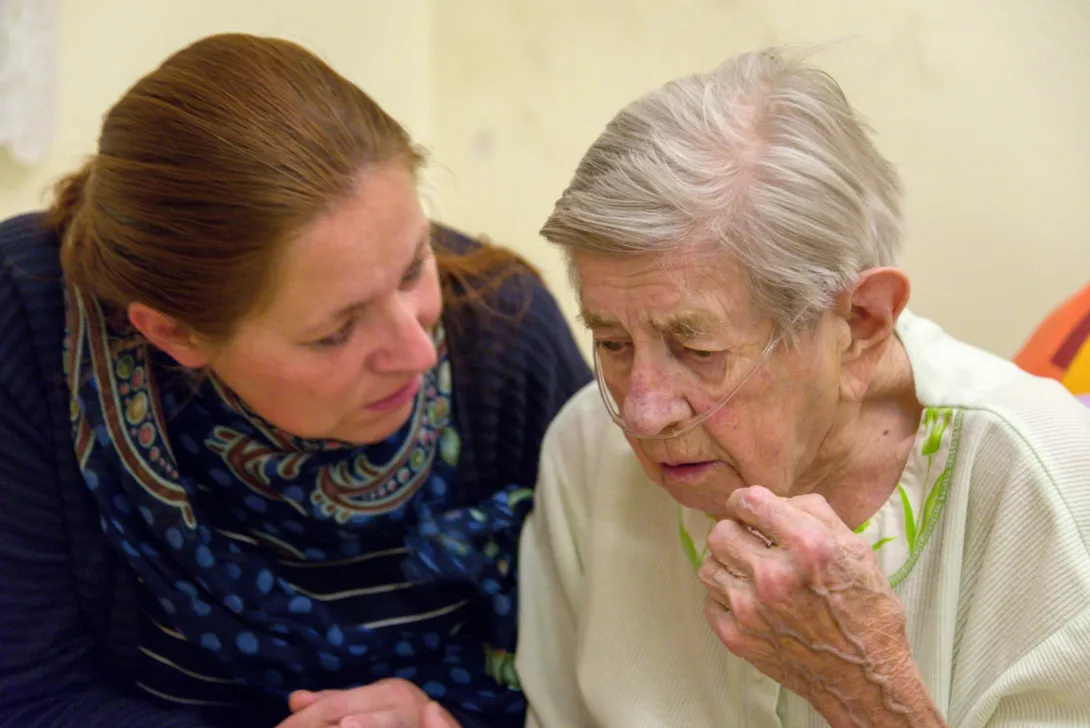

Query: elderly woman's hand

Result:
[277,680,461,728]
[699,486,947,728]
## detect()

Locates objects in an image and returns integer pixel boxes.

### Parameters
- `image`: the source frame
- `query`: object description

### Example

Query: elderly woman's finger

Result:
[789,493,846,531]
[726,486,827,549]
[699,553,738,606]
[706,518,770,575]
[697,551,765,621]
[703,593,747,655]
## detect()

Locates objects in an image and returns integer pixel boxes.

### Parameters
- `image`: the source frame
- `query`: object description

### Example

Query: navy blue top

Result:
[0,213,591,728]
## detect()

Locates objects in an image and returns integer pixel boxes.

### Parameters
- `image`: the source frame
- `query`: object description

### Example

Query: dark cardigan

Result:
[0,213,591,727]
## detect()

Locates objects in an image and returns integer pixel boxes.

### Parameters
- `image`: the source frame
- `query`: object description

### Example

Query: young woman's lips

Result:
[365,376,421,412]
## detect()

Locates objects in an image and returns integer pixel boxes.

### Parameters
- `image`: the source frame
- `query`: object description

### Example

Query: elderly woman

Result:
[514,49,1090,727]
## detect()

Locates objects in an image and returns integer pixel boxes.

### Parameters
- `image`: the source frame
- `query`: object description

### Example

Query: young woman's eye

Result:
[310,320,354,349]
[400,254,429,287]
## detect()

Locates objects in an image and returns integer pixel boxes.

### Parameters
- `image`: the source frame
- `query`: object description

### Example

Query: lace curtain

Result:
[0,0,59,166]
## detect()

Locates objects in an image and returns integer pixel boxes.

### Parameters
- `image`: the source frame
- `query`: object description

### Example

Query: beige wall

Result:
[2,1,1087,359]
[0,0,432,220]
[430,0,1090,357]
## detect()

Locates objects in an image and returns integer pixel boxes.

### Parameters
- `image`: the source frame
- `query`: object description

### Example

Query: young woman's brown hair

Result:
[47,33,531,343]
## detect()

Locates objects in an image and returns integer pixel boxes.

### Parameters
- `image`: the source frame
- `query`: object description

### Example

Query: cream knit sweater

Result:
[516,312,1090,727]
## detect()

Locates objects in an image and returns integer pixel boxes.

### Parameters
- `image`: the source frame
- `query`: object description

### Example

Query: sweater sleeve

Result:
[444,253,592,502]
[515,387,598,728]
[0,388,214,728]
[945,403,1090,727]
[974,607,1090,726]
[509,273,593,485]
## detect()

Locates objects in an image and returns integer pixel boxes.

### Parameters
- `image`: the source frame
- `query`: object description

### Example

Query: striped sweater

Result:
[0,213,591,728]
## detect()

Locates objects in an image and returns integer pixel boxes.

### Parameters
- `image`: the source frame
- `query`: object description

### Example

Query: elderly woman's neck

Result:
[809,335,922,530]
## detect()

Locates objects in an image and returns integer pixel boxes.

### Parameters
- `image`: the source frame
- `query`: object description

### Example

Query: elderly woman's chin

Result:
[637,452,745,517]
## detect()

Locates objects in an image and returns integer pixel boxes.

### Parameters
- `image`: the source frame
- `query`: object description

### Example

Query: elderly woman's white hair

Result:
[541,46,904,337]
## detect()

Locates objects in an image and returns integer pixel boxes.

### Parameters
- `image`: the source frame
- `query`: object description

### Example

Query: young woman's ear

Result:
[128,303,212,368]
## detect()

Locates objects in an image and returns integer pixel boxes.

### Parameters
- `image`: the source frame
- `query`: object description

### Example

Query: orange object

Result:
[1014,284,1090,399]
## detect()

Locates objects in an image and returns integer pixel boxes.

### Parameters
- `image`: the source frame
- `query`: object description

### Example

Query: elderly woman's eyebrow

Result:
[577,311,618,331]
[577,310,723,339]
[651,312,722,340]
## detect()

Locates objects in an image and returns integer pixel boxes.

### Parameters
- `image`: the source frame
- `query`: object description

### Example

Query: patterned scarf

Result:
[64,286,527,720]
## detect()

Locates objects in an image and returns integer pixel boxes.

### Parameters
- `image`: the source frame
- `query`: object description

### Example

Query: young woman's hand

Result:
[275,679,460,728]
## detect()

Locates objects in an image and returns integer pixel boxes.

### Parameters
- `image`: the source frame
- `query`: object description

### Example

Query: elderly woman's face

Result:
[574,248,847,518]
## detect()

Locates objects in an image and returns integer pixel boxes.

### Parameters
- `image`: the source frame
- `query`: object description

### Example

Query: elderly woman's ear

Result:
[833,267,911,399]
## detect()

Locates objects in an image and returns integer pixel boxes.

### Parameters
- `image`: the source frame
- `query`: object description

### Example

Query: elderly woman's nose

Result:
[622,373,691,437]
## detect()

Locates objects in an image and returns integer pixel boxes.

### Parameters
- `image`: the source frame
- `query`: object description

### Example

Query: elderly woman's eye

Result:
[596,340,630,354]
[683,347,725,365]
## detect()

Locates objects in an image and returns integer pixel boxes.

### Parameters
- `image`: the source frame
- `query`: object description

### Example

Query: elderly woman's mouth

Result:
[659,460,720,481]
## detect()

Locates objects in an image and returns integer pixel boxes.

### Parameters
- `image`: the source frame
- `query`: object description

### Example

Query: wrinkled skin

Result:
[699,486,944,726]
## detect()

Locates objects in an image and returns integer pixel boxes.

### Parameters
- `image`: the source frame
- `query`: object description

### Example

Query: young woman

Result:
[0,33,589,728]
